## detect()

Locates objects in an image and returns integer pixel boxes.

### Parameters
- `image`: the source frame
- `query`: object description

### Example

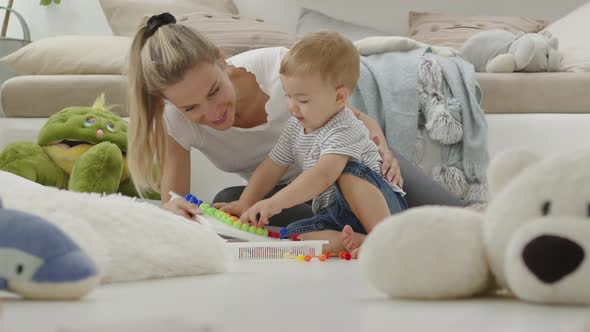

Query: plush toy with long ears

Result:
[461,29,562,73]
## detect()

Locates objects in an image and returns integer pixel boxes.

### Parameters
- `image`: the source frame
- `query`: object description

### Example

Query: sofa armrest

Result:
[0,75,127,118]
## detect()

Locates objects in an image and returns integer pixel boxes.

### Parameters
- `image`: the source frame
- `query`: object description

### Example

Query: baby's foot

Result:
[341,225,362,259]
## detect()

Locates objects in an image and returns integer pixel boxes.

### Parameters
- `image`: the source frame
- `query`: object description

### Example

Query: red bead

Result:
[343,252,352,260]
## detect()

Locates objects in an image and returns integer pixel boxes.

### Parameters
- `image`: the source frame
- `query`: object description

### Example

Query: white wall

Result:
[234,0,589,35]
[0,0,112,41]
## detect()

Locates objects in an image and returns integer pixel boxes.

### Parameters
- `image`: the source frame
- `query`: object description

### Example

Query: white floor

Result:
[1,261,589,332]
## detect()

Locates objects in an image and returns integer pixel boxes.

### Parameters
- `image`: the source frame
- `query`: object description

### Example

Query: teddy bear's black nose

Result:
[522,235,585,284]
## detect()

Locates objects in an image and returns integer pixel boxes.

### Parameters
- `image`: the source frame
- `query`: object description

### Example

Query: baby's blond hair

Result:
[280,31,360,90]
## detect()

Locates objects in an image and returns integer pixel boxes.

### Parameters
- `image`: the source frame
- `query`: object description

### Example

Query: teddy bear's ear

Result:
[487,149,540,196]
[540,30,559,49]
[508,35,536,71]
[540,30,552,39]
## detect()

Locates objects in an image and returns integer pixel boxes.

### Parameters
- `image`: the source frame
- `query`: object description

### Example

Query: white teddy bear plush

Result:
[361,149,590,305]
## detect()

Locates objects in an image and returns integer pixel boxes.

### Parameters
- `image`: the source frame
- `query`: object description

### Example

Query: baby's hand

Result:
[240,199,283,228]
[213,199,251,217]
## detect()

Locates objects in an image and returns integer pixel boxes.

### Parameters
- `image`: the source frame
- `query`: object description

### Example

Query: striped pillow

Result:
[408,11,549,51]
[179,12,296,57]
[99,0,239,37]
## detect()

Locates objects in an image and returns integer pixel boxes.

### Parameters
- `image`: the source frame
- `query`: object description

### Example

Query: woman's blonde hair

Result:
[127,16,221,196]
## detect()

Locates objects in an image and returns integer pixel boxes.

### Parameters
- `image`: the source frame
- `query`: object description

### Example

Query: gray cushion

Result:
[296,8,390,41]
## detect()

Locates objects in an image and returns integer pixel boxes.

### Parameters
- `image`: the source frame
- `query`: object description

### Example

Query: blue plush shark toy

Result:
[0,197,99,300]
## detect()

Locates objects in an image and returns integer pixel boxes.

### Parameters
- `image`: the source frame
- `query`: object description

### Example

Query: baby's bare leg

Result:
[337,174,390,233]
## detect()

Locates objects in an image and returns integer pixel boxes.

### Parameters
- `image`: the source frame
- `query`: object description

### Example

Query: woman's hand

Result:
[213,199,251,217]
[240,199,283,228]
[372,136,404,188]
[162,197,202,220]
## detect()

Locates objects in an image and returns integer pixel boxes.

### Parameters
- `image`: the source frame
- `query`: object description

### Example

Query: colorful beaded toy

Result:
[181,193,284,242]
[177,193,357,259]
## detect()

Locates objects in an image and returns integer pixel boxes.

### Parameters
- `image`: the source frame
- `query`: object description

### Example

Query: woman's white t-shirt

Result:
[163,47,301,184]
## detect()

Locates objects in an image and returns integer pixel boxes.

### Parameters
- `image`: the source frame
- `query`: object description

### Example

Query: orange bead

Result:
[304,255,312,262]
[338,251,346,259]
[231,216,238,221]
[318,254,327,262]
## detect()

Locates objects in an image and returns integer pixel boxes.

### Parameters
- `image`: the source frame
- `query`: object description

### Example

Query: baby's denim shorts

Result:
[283,160,408,237]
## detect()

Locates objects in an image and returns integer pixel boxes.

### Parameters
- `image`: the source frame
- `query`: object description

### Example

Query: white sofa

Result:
[1,0,590,202]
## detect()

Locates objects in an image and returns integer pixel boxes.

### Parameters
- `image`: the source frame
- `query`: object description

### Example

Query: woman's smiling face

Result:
[163,63,237,131]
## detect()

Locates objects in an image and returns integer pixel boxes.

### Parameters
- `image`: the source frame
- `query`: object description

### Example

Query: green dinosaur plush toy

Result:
[0,95,157,198]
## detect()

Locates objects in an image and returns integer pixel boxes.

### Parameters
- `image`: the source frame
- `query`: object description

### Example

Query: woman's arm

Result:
[160,134,191,203]
[159,134,200,219]
[350,106,404,187]
[350,107,386,150]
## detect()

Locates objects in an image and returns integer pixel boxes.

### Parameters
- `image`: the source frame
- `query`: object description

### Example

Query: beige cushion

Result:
[0,36,131,75]
[0,75,127,118]
[408,11,548,50]
[544,2,590,72]
[100,0,238,36]
[0,11,295,76]
[178,12,296,58]
[477,72,590,114]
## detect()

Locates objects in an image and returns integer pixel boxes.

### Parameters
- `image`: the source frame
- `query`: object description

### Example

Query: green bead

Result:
[215,211,225,219]
[200,203,210,210]
[256,228,264,235]
[200,206,209,214]
[249,225,257,233]
[241,223,250,231]
[224,217,233,225]
[207,208,217,216]
[262,229,269,237]
[233,220,242,229]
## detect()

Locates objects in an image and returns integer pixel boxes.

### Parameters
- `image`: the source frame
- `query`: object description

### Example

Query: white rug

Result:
[0,171,227,283]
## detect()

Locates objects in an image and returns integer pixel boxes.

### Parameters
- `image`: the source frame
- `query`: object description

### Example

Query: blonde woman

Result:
[127,13,467,227]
